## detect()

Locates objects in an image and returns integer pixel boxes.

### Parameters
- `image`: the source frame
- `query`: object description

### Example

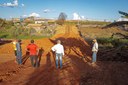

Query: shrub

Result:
[97,37,128,48]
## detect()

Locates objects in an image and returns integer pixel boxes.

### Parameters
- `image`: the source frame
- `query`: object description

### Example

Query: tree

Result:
[56,12,67,25]
[119,11,128,18]
[0,18,6,28]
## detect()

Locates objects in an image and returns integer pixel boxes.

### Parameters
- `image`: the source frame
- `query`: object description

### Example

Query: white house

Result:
[35,19,45,24]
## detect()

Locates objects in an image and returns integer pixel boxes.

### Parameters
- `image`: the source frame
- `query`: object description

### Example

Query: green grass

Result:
[79,27,127,38]
[19,35,52,39]
[0,33,52,39]
[65,20,110,25]
[97,37,128,47]
[0,25,53,39]
[79,26,128,48]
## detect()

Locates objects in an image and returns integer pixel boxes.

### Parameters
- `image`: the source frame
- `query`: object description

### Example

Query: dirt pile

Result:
[98,47,128,62]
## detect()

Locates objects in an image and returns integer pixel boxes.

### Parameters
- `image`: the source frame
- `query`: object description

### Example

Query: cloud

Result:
[13,0,18,5]
[0,0,24,8]
[81,16,85,19]
[73,13,81,20]
[29,13,40,17]
[21,13,40,18]
[22,15,27,18]
[73,13,85,20]
[43,9,55,13]
[117,17,128,21]
[43,9,50,13]
[0,0,18,7]
[21,3,25,7]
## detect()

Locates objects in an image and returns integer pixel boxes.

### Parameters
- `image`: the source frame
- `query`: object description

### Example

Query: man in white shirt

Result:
[51,40,64,69]
[92,39,98,63]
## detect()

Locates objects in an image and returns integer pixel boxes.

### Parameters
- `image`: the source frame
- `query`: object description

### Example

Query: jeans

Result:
[92,52,97,62]
[56,53,63,68]
[30,55,38,67]
[16,50,22,65]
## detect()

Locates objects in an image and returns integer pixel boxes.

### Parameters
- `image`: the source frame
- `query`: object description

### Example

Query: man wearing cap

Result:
[51,40,64,69]
[92,39,98,63]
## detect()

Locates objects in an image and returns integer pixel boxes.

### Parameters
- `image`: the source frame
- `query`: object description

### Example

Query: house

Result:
[12,18,20,23]
[35,19,45,24]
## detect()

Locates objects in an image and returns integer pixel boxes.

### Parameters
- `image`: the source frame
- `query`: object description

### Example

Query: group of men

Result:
[13,39,38,67]
[13,39,98,69]
[51,39,99,68]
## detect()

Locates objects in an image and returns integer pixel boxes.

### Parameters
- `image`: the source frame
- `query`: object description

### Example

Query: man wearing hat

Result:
[92,39,98,64]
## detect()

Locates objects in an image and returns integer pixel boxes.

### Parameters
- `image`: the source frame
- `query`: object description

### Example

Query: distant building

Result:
[12,18,20,23]
[35,19,45,24]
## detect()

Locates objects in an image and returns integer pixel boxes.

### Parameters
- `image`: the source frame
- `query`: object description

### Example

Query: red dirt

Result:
[0,25,128,85]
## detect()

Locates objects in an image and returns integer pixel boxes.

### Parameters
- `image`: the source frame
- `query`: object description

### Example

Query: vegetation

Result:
[0,18,55,39]
[78,24,128,62]
[79,20,110,25]
[119,11,128,18]
[97,37,128,47]
[78,24,128,47]
[56,12,67,25]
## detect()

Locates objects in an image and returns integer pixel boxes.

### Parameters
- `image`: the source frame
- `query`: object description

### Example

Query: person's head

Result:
[93,39,97,43]
[31,39,34,43]
[13,39,17,42]
[57,40,61,44]
[18,39,21,43]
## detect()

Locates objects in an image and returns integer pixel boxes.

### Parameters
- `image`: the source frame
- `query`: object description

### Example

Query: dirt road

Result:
[0,25,128,85]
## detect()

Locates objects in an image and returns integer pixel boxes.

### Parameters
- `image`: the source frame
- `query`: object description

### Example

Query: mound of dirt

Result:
[98,47,128,62]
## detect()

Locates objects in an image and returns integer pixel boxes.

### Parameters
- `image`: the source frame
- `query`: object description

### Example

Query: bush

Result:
[97,37,128,48]
[97,38,113,44]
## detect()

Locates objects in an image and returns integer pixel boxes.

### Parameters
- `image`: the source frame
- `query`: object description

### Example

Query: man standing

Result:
[12,39,17,63]
[92,39,98,64]
[51,40,64,69]
[27,40,38,67]
[16,39,22,65]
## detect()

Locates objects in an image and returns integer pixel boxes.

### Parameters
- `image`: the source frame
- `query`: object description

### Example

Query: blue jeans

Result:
[92,52,97,62]
[30,55,38,67]
[16,50,22,64]
[55,53,63,68]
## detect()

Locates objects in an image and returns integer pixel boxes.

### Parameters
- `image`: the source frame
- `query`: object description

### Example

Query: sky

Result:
[0,0,128,21]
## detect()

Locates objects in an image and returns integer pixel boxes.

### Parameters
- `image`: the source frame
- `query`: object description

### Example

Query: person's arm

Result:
[51,45,56,52]
[36,46,39,55]
[26,45,29,52]
[62,45,64,56]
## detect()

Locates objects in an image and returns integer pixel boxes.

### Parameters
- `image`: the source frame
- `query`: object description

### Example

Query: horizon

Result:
[0,0,128,21]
